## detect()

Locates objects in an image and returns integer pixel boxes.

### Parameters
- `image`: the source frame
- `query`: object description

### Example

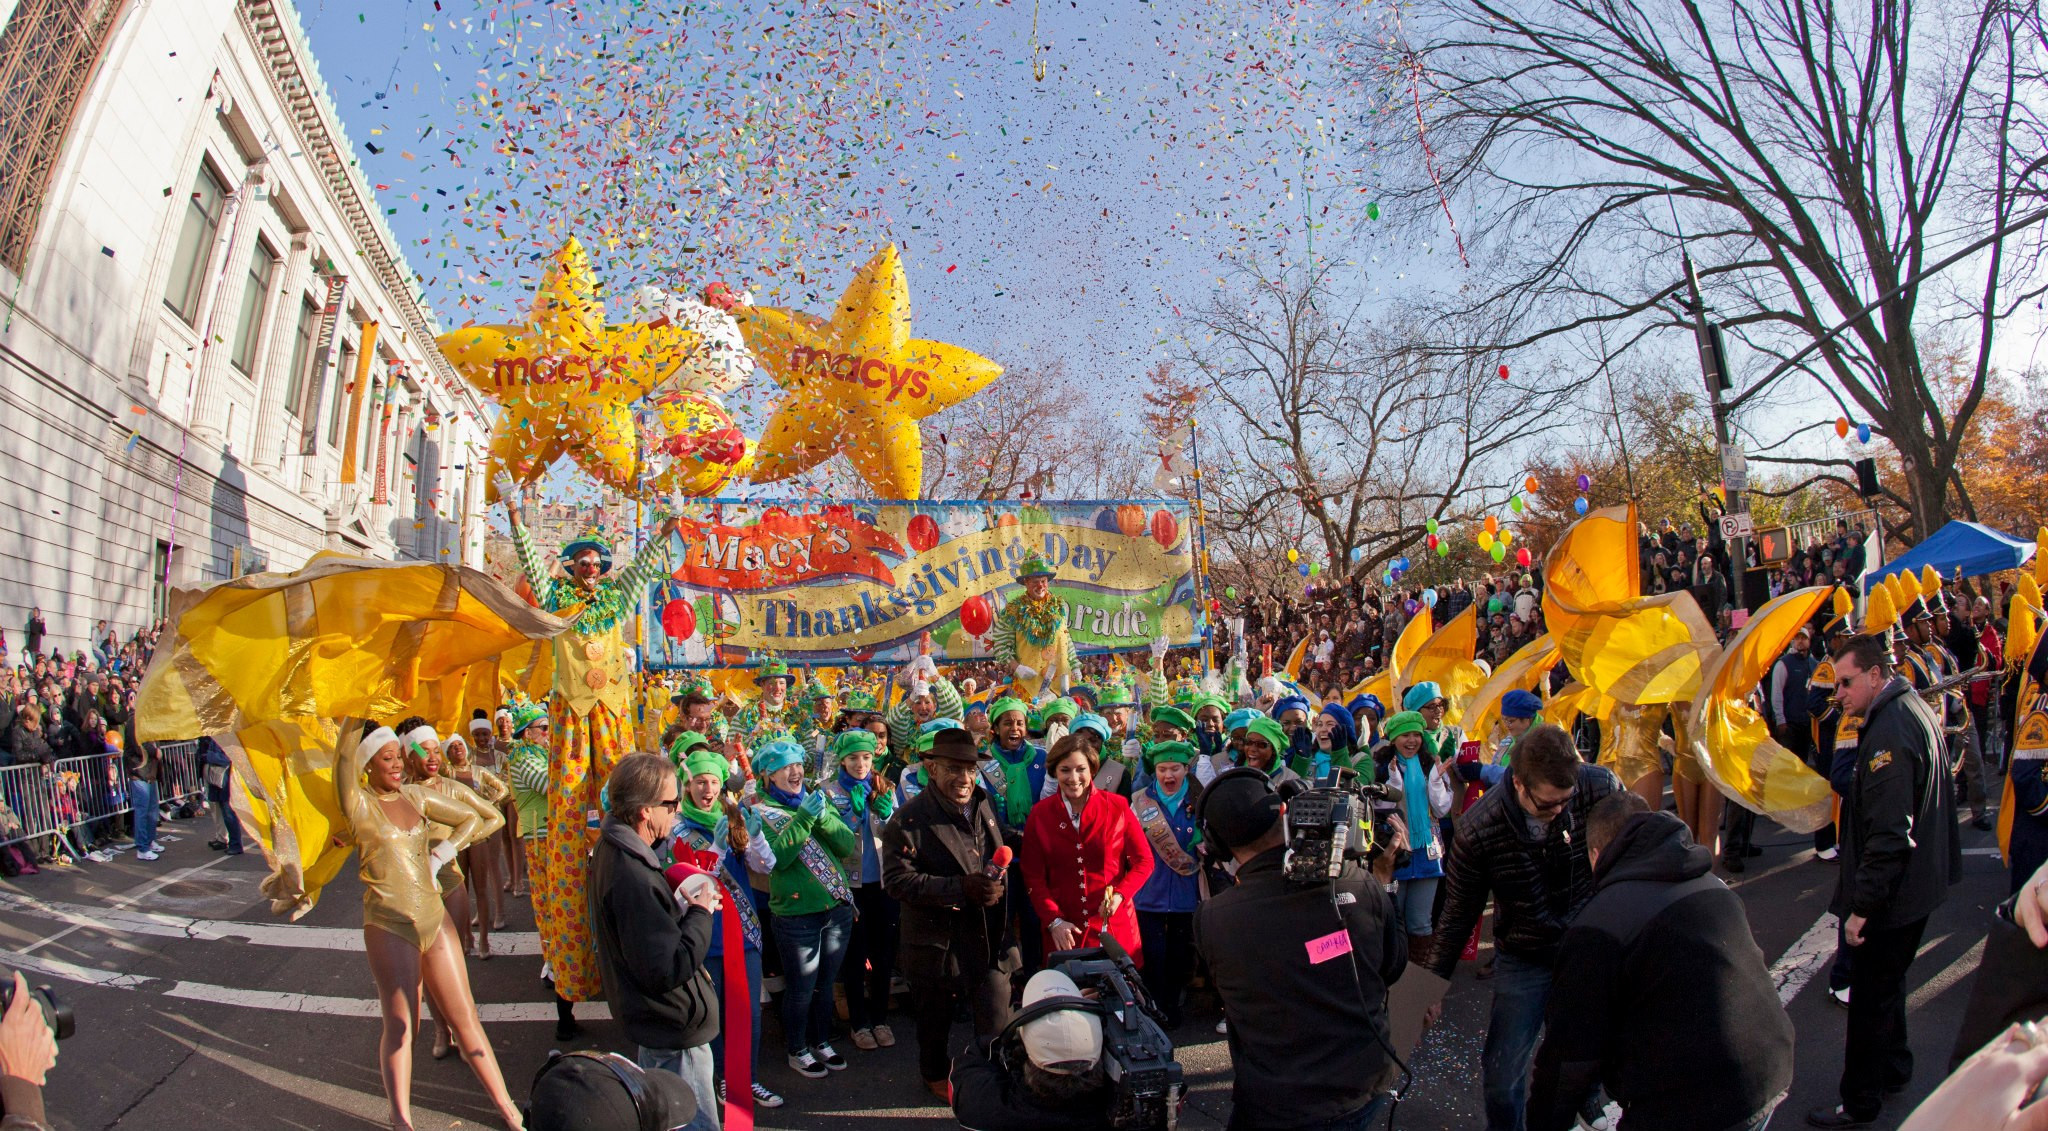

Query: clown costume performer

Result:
[992,552,1078,699]
[502,479,679,1001]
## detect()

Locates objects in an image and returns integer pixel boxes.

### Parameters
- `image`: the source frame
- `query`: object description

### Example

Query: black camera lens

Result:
[0,972,73,1040]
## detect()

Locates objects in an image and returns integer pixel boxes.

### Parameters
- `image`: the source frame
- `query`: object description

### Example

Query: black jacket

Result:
[881,784,1019,982]
[586,819,718,1050]
[1835,678,1961,928]
[1429,762,1618,978]
[1195,846,1405,1130]
[1527,812,1793,1131]
[949,1045,1113,1131]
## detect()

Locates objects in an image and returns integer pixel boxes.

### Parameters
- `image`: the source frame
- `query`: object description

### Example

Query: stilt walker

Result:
[499,476,679,1001]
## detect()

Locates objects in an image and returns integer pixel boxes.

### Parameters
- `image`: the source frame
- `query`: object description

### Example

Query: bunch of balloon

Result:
[1833,416,1873,444]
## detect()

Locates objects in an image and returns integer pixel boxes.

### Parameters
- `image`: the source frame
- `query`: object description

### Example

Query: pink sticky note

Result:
[1306,929,1353,965]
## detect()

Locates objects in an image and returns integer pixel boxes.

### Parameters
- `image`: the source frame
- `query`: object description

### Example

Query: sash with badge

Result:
[755,803,855,905]
[1130,788,1199,877]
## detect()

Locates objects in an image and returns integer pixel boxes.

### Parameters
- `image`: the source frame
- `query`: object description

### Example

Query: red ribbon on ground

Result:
[720,892,752,1131]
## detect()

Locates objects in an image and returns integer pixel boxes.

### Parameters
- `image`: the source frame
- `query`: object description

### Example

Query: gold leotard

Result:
[339,741,502,951]
[417,774,506,892]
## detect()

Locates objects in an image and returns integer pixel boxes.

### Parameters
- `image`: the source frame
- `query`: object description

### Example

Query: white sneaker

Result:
[137,848,161,861]
[751,1081,786,1108]
[787,1049,828,1079]
[1816,846,1839,861]
[1215,1018,1228,1035]
[1829,986,1851,1007]
[813,1041,848,1071]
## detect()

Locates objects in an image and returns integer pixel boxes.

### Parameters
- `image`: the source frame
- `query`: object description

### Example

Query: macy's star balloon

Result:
[437,239,749,499]
[731,244,1003,499]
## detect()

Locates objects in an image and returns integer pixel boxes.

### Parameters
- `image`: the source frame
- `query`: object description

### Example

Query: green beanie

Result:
[1148,706,1196,734]
[1242,716,1288,758]
[1382,710,1426,741]
[682,747,731,783]
[1145,740,1198,770]
[989,696,1030,725]
[832,729,880,761]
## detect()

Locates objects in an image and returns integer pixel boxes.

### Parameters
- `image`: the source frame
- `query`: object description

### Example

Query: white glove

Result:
[1149,634,1169,662]
[1013,663,1038,680]
[428,842,459,875]
[1121,738,1144,762]
[491,471,519,504]
[906,654,939,681]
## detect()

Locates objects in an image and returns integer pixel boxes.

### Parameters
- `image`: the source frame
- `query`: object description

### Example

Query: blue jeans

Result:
[708,946,763,1080]
[635,1042,720,1131]
[127,779,158,851]
[1310,1092,1393,1130]
[1391,875,1439,936]
[773,902,853,1054]
[1481,952,1551,1131]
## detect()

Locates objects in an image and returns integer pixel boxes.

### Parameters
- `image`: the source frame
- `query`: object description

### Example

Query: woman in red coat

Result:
[1021,733,1155,963]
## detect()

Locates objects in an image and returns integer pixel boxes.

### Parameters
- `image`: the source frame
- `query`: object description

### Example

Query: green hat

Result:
[1097,677,1137,709]
[1015,550,1057,579]
[1149,706,1195,734]
[759,659,792,683]
[988,696,1030,724]
[1382,710,1426,741]
[1191,692,1231,718]
[1242,716,1288,757]
[753,739,805,777]
[559,530,614,573]
[1145,740,1197,769]
[511,701,549,736]
[1041,697,1079,723]
[831,729,880,761]
[669,732,711,763]
[841,688,879,712]
[683,747,730,783]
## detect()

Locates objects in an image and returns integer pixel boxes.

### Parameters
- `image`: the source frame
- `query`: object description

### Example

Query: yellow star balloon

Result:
[437,239,712,498]
[737,244,1004,499]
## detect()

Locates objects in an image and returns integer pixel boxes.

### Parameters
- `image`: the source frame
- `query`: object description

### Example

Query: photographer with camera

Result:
[1194,767,1408,1130]
[951,968,1117,1131]
[1,971,61,1131]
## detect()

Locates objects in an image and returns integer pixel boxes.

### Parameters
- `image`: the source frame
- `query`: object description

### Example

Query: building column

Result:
[187,163,267,444]
[253,233,312,470]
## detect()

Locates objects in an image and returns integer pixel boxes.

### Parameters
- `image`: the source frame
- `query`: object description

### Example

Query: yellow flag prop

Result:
[2000,583,2047,861]
[1682,586,1836,832]
[1382,604,1439,704]
[135,554,565,915]
[1283,634,1313,683]
[1464,634,1562,754]
[1543,503,1718,704]
[1404,604,1483,724]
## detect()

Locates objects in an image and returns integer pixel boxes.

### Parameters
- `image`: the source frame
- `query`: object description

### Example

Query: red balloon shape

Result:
[661,599,697,641]
[1116,503,1146,537]
[906,513,941,553]
[1498,363,1510,380]
[1150,509,1180,549]
[1516,547,1533,567]
[959,594,993,637]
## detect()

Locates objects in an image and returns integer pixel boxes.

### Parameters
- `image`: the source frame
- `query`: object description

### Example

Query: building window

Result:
[0,0,127,272]
[284,295,319,421]
[163,162,229,323]
[327,338,354,446]
[228,238,277,374]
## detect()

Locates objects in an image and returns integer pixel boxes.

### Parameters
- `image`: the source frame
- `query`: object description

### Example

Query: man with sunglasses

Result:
[1805,632,1960,1129]
[1424,724,1617,1131]
[589,753,724,1130]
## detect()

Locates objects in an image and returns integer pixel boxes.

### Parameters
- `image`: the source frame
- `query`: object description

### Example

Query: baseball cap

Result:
[1019,969,1104,1073]
[527,1050,698,1131]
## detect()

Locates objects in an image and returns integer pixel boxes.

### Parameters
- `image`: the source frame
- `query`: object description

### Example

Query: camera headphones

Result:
[527,1050,665,1131]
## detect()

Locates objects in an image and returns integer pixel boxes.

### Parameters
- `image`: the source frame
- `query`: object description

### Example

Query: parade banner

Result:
[641,499,1202,667]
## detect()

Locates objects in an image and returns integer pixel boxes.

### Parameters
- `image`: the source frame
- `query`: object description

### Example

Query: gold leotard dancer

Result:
[445,733,512,957]
[341,725,521,1130]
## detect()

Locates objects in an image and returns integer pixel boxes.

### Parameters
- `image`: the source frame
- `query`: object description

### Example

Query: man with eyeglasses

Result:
[589,753,724,1130]
[1423,724,1617,1131]
[1805,633,1961,1130]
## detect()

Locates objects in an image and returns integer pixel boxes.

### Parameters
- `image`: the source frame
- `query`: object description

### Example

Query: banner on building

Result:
[641,499,1202,668]
[300,274,348,455]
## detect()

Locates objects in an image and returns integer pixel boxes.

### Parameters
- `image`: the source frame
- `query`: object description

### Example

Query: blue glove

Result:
[742,805,764,837]
[1456,760,1485,783]
[799,789,828,819]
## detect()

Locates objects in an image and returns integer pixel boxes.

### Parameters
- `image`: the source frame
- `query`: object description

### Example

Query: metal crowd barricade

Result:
[0,752,130,859]
[154,739,205,804]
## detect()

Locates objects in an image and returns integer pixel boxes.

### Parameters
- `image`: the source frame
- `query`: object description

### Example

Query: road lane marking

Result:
[12,853,234,958]
[1767,912,1840,1005]
[0,888,541,954]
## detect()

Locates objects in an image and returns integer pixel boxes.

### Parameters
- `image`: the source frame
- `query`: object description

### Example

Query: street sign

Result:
[1720,512,1756,541]
[1719,443,1748,494]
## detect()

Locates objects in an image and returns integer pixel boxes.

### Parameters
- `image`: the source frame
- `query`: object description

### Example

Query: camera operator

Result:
[950,969,1116,1131]
[1,971,60,1131]
[1193,768,1407,1130]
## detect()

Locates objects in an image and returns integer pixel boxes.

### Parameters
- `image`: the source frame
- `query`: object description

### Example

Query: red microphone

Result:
[984,844,1013,880]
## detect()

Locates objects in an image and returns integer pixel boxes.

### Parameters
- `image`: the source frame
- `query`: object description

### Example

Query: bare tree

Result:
[1360,0,2048,542]
[1185,259,1586,578]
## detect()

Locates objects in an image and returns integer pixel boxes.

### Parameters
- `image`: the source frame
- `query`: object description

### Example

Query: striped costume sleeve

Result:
[510,523,555,608]
[1145,656,1170,714]
[614,536,673,599]
[992,616,1018,666]
[932,676,964,720]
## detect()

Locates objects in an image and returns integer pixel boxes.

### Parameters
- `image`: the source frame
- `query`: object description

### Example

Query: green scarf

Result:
[677,796,724,835]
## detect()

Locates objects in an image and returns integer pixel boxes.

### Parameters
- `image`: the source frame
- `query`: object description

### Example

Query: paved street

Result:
[0,803,2013,1131]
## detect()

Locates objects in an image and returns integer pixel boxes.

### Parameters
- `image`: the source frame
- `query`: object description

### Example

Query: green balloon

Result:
[1226,586,1237,600]
[1308,562,1322,576]
[1510,496,1525,514]
[1491,542,1507,562]
[1367,201,1382,220]
[1425,518,1439,535]
[1437,541,1450,557]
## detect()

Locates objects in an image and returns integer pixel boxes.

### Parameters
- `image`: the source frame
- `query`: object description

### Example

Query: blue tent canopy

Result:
[1864,520,2036,589]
